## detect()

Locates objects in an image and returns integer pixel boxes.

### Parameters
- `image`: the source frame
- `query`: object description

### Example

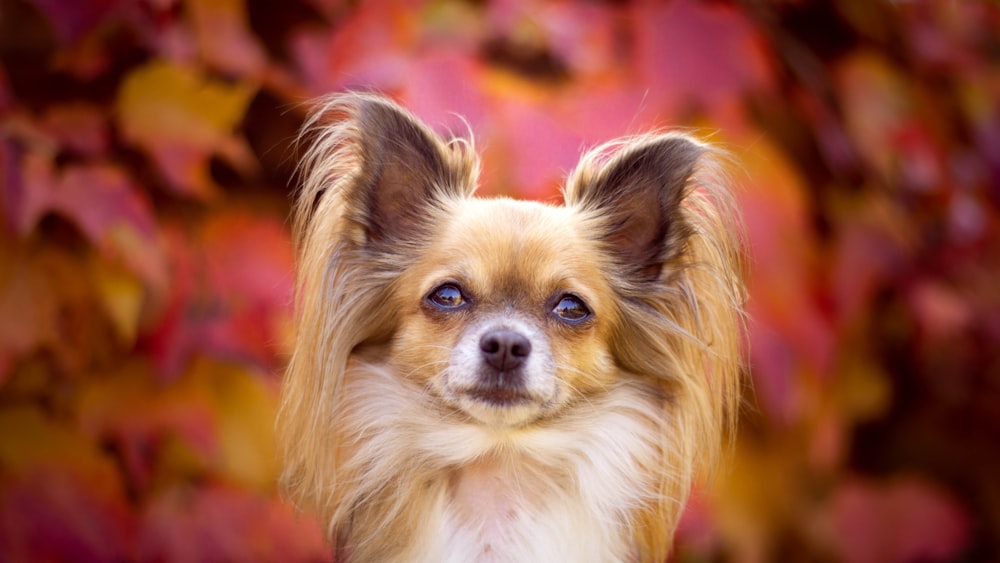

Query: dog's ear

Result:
[344,96,471,246]
[565,135,704,283]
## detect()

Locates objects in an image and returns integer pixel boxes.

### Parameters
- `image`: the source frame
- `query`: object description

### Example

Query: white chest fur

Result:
[339,365,666,562]
[416,457,632,563]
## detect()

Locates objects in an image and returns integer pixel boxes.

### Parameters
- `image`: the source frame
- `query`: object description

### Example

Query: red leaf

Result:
[0,407,135,561]
[493,96,583,199]
[15,157,168,291]
[139,485,328,563]
[829,476,970,563]
[401,51,490,139]
[143,212,293,378]
[828,217,902,326]
[739,141,835,422]
[909,280,974,341]
[0,470,135,562]
[558,85,658,146]
[40,103,109,157]
[291,0,418,95]
[0,139,22,235]
[27,0,120,45]
[0,244,59,383]
[532,1,619,78]
[76,362,218,492]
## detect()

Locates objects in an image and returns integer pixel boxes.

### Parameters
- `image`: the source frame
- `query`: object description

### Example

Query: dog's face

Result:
[388,199,619,427]
[297,94,713,429]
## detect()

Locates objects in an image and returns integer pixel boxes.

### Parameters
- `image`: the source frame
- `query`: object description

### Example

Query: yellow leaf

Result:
[189,358,279,490]
[0,407,121,496]
[117,61,253,147]
[88,254,144,347]
[115,61,256,198]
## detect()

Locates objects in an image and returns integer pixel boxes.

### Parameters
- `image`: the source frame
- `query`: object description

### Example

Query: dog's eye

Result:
[552,294,591,323]
[427,284,466,310]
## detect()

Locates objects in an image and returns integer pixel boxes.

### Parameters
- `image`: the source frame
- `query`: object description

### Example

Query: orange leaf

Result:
[76,361,218,491]
[0,245,59,382]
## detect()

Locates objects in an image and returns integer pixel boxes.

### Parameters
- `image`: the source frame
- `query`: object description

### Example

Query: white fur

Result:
[336,362,670,562]
[437,315,559,427]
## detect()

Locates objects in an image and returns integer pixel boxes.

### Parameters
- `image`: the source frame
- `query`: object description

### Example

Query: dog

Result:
[277,93,745,562]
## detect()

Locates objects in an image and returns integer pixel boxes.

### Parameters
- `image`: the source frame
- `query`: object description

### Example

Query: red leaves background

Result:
[1,0,998,561]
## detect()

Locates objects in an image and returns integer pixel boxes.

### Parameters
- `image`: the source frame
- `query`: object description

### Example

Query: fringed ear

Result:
[280,93,478,539]
[297,93,476,251]
[564,135,704,283]
[350,96,467,245]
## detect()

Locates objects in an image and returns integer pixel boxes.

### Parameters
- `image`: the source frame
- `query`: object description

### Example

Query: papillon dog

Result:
[277,93,745,562]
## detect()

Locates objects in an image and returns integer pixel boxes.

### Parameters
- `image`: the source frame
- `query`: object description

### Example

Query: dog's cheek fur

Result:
[388,298,464,388]
[544,315,616,395]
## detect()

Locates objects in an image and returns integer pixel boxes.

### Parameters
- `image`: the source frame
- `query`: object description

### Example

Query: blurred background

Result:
[1,0,998,561]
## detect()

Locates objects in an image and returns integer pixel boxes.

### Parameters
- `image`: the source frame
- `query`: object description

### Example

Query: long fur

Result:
[277,92,745,562]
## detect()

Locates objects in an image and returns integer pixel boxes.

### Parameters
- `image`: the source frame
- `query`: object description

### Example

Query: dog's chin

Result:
[452,388,552,427]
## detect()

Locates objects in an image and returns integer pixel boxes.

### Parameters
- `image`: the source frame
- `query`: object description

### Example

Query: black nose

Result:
[479,329,532,372]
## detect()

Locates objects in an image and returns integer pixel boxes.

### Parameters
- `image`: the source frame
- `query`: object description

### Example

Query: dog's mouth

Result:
[448,379,555,427]
[467,384,533,406]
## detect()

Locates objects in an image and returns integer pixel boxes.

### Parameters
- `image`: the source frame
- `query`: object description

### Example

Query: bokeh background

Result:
[1,0,998,561]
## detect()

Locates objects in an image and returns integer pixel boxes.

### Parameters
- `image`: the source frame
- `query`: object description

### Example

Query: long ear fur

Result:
[277,93,478,541]
[565,134,746,558]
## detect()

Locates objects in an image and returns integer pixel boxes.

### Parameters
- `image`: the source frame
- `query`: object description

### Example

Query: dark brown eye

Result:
[427,283,466,310]
[552,294,591,323]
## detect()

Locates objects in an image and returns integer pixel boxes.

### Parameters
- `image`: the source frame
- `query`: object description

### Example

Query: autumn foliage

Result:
[1,0,998,561]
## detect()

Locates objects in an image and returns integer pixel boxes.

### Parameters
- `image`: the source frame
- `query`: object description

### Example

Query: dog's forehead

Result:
[433,198,603,300]
[443,199,579,263]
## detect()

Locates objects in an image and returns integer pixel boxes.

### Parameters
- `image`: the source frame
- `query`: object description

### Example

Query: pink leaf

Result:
[401,51,490,139]
[631,0,770,115]
[493,96,583,199]
[290,0,418,95]
[186,0,269,77]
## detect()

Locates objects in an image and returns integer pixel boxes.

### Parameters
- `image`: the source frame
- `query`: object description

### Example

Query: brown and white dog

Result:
[277,93,745,562]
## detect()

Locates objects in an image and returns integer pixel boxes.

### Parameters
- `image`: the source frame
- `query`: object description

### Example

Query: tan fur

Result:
[277,93,746,562]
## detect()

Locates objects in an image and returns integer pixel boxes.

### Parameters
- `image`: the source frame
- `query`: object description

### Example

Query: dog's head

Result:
[294,94,727,428]
[279,93,745,557]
